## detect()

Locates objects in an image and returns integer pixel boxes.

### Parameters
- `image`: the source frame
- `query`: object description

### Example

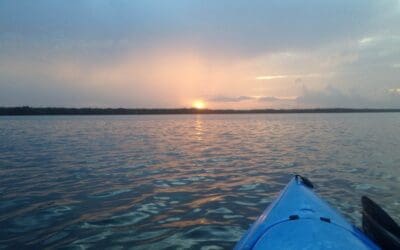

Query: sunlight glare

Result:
[192,100,206,109]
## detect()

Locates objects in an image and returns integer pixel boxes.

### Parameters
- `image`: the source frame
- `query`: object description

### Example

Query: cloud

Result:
[255,73,322,80]
[297,84,400,108]
[208,95,293,103]
[296,85,381,108]
[1,1,400,108]
[255,75,288,80]
[208,96,254,103]
[0,0,396,59]
[258,96,281,102]
[392,64,400,68]
[388,88,400,94]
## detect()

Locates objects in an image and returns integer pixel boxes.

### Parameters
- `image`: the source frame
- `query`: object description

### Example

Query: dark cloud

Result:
[298,85,362,107]
[296,84,390,108]
[0,0,396,59]
[209,95,287,103]
[209,86,400,108]
[258,96,280,102]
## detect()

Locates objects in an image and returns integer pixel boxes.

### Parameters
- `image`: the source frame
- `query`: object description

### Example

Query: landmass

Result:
[1,106,400,115]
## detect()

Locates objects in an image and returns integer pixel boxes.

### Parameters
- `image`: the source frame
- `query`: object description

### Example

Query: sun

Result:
[192,100,206,109]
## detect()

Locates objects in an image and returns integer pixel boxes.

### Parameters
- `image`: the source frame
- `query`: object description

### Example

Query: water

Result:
[0,114,399,249]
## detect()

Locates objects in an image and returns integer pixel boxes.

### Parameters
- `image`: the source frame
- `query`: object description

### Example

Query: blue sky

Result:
[1,0,400,108]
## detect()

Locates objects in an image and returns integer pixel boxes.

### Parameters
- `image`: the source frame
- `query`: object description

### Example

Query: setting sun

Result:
[192,100,206,109]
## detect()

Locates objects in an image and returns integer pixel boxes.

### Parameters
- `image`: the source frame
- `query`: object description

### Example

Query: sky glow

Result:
[1,1,400,108]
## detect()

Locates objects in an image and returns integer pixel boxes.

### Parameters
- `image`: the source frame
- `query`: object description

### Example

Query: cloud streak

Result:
[255,73,322,80]
[208,96,254,103]
[208,95,295,103]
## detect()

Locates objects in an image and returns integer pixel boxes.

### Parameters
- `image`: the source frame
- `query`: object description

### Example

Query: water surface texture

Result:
[0,114,399,249]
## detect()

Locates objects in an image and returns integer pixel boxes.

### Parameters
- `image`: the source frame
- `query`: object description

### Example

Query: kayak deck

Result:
[235,175,379,249]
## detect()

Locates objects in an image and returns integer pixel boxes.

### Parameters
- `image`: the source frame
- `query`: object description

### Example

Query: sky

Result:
[1,0,400,109]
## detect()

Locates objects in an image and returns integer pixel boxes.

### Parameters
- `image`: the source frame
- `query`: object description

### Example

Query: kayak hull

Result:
[235,175,379,250]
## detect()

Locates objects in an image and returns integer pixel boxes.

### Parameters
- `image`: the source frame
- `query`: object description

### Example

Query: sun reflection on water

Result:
[194,115,204,141]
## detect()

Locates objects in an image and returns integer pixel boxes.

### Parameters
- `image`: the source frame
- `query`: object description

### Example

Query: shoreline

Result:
[1,107,400,115]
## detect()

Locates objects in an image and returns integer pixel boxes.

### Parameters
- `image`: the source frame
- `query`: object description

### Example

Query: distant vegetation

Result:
[1,106,400,115]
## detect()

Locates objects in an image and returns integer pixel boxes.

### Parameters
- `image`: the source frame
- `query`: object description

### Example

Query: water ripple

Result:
[0,114,399,249]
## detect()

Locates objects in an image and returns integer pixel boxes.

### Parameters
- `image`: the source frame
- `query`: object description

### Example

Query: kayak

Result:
[234,175,380,249]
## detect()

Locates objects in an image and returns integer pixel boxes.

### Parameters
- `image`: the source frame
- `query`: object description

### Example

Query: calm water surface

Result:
[0,114,399,249]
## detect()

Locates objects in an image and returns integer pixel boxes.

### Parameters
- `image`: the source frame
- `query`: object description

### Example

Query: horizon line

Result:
[1,106,400,116]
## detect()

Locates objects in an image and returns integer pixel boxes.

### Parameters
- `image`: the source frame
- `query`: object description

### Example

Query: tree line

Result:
[1,106,400,115]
